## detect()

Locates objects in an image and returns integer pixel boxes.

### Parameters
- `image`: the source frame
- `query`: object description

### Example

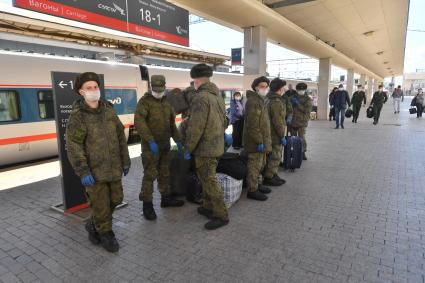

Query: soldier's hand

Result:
[176,142,184,152]
[81,174,95,187]
[123,168,130,176]
[183,151,191,160]
[285,115,293,125]
[148,141,159,156]
[257,144,265,153]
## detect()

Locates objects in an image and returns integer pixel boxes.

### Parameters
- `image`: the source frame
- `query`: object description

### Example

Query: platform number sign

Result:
[51,72,105,211]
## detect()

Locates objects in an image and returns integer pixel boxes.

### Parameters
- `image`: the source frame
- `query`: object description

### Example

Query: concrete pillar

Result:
[317,58,331,120]
[347,69,354,97]
[243,26,267,91]
[367,77,374,100]
[359,74,366,88]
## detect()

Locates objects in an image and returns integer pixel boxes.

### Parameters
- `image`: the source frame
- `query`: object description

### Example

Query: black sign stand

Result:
[50,71,127,218]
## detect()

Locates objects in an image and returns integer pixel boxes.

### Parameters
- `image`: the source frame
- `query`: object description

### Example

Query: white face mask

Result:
[339,87,344,91]
[258,88,269,97]
[81,89,101,102]
[419,90,423,94]
[297,90,306,95]
[152,91,165,99]
[235,96,242,101]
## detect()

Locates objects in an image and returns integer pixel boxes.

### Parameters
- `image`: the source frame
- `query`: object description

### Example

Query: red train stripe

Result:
[0,84,137,89]
[0,124,134,145]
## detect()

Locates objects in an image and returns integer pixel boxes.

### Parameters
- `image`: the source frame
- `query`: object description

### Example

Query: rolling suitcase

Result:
[282,136,303,171]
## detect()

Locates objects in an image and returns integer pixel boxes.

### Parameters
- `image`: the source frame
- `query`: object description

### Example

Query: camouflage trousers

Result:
[195,156,228,220]
[140,150,171,202]
[288,126,307,152]
[85,181,123,234]
[264,144,283,179]
[246,152,267,193]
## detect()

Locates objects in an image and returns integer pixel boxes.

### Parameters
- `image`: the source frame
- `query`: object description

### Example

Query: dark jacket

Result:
[351,91,367,106]
[371,91,388,107]
[229,98,244,124]
[66,99,130,182]
[331,90,351,109]
[328,91,336,105]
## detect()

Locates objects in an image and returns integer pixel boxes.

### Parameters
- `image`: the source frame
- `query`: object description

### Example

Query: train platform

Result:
[0,99,424,283]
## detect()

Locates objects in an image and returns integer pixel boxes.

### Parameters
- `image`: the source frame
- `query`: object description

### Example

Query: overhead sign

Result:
[13,0,189,46]
[231,48,242,65]
[51,71,105,211]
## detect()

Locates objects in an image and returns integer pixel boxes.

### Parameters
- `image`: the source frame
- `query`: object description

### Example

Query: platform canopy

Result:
[169,0,410,80]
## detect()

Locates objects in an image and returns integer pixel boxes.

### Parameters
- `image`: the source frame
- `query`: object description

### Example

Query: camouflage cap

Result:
[151,75,166,92]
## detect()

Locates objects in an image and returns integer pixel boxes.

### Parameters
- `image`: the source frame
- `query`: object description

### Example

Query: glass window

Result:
[38,90,54,119]
[0,90,20,122]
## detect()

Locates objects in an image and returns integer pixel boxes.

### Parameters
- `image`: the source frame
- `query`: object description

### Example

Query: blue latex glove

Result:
[176,142,184,152]
[285,115,293,125]
[148,141,159,155]
[224,134,233,147]
[81,174,95,187]
[183,151,191,160]
[257,143,265,152]
[291,97,300,106]
[280,137,287,146]
[123,168,130,176]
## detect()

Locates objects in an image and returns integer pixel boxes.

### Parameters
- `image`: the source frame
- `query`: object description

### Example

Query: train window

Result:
[0,90,20,122]
[38,91,54,119]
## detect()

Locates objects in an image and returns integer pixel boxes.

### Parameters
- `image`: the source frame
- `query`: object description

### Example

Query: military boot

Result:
[273,175,286,185]
[205,218,229,230]
[247,191,268,201]
[263,177,282,187]
[99,231,119,253]
[303,152,307,160]
[160,195,185,207]
[142,202,157,221]
[85,218,100,245]
[258,184,271,194]
[197,207,213,219]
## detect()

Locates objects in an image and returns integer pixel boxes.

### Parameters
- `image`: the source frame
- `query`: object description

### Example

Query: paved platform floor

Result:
[0,99,424,283]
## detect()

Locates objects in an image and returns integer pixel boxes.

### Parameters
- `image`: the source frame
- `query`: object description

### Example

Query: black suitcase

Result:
[283,136,303,171]
[169,150,192,196]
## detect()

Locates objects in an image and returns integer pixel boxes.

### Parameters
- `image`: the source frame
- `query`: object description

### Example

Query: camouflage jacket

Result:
[265,92,289,145]
[242,91,272,153]
[351,91,367,106]
[291,93,312,128]
[66,99,130,182]
[184,82,226,157]
[134,92,181,152]
[371,91,388,107]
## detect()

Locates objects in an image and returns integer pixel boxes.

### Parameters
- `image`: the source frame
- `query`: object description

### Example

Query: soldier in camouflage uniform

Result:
[370,85,388,125]
[182,82,196,119]
[263,78,292,186]
[288,82,312,161]
[243,76,273,201]
[134,75,185,221]
[183,64,229,230]
[66,72,130,253]
[351,85,367,123]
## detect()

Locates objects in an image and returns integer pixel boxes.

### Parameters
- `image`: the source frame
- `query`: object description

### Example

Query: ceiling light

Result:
[363,31,375,37]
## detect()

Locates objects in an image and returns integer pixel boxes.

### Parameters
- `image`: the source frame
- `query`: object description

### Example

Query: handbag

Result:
[409,107,417,114]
